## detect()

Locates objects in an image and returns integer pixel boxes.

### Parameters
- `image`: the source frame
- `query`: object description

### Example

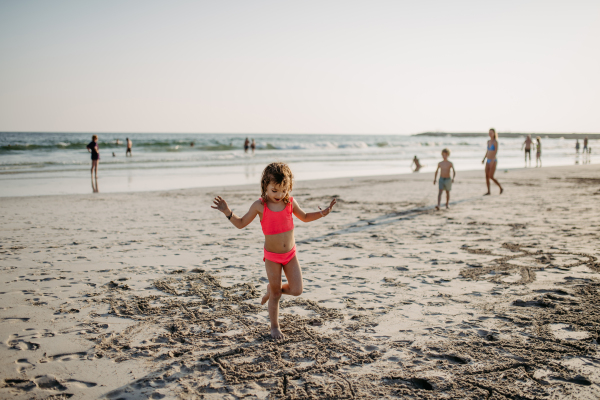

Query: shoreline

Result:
[1,162,597,200]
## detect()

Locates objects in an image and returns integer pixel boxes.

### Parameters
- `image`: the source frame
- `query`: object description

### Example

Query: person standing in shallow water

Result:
[86,135,100,192]
[522,135,533,167]
[244,137,250,153]
[126,138,132,157]
[482,128,503,195]
[535,137,542,168]
[411,156,422,172]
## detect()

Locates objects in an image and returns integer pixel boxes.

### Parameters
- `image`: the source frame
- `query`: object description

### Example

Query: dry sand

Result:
[1,164,599,399]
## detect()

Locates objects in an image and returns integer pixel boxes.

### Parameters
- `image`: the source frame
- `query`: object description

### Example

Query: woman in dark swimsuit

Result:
[481,128,503,195]
[87,135,100,192]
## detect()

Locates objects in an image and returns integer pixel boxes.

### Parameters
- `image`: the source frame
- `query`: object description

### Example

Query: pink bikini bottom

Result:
[263,245,296,265]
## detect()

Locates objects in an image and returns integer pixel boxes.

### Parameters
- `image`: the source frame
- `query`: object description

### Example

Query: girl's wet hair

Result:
[261,162,293,204]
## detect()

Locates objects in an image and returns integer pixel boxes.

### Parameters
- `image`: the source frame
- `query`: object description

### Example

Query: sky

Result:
[0,0,599,134]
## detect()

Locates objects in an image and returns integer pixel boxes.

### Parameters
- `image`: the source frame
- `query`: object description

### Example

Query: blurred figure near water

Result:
[575,139,580,153]
[244,137,250,153]
[251,139,256,154]
[583,136,588,153]
[482,128,503,195]
[411,156,422,172]
[126,138,132,157]
[535,137,542,167]
[86,135,99,193]
[522,134,533,167]
[433,149,455,210]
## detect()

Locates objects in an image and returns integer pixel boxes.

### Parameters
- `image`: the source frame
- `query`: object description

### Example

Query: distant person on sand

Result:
[535,137,542,168]
[411,156,422,172]
[126,138,132,157]
[575,139,580,153]
[86,135,100,193]
[583,136,588,153]
[522,135,533,167]
[482,128,503,195]
[212,162,336,339]
[433,149,455,210]
[244,137,250,153]
[251,139,256,153]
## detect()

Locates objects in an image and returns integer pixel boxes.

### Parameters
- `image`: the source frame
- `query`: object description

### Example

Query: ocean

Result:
[0,132,595,197]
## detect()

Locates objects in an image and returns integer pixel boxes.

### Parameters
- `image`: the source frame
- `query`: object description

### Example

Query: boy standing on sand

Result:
[433,148,455,210]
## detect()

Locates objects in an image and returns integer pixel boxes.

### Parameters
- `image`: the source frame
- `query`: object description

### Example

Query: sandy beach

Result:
[1,164,599,399]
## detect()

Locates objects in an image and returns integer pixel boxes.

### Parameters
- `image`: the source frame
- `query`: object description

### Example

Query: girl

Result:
[536,136,542,168]
[211,162,336,339]
[481,128,503,195]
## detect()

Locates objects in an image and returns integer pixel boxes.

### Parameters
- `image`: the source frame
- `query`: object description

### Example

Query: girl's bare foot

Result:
[500,188,504,194]
[261,284,270,305]
[435,206,440,210]
[446,205,449,209]
[483,192,491,196]
[271,326,284,339]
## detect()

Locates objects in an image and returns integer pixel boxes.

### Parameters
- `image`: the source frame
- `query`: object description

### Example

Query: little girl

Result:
[212,162,336,339]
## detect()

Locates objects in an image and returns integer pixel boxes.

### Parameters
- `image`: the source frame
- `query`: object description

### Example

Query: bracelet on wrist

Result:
[227,211,233,220]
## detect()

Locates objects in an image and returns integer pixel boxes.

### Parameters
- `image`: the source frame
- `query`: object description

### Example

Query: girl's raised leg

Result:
[262,255,303,304]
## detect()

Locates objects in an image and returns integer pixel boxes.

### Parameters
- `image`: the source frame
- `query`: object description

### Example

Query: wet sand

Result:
[1,164,599,399]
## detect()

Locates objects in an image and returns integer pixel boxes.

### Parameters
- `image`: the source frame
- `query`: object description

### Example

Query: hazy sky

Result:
[1,1,599,134]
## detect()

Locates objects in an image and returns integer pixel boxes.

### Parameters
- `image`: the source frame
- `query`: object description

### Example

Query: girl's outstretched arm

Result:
[292,198,336,223]
[212,196,260,229]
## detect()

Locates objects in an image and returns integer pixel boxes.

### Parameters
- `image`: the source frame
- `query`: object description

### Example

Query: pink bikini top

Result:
[260,197,294,235]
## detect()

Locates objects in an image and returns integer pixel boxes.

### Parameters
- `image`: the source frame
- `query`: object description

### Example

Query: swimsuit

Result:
[486,141,497,163]
[87,141,99,160]
[438,177,452,191]
[260,197,296,265]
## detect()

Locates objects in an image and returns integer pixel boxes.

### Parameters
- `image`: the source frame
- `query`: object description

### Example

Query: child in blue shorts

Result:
[433,148,456,210]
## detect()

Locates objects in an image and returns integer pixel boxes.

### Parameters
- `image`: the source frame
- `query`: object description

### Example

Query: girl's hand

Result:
[211,196,231,214]
[433,179,436,185]
[321,198,337,216]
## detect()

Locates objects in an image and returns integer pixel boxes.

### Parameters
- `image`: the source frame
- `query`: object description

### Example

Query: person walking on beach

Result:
[86,135,100,192]
[251,139,256,154]
[212,162,336,339]
[126,138,132,157]
[433,149,455,210]
[575,139,580,153]
[244,137,250,153]
[411,155,422,172]
[482,128,503,195]
[522,135,533,167]
[583,136,588,153]
[535,136,542,168]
